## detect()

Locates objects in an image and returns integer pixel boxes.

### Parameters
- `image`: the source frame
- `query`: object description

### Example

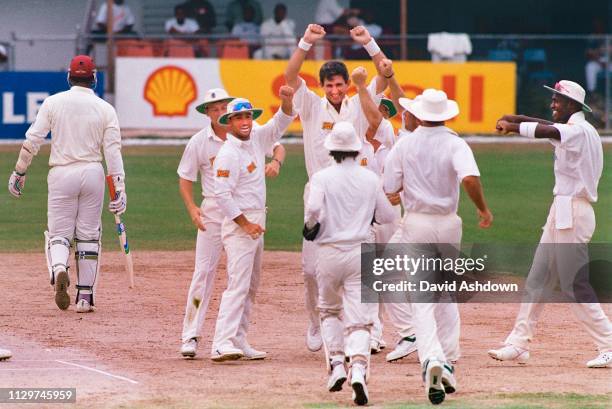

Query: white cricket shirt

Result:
[214,110,294,220]
[383,125,480,214]
[25,86,124,176]
[551,111,603,202]
[305,159,396,248]
[165,18,199,34]
[293,76,380,178]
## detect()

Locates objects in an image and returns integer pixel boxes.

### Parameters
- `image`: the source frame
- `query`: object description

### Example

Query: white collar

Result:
[567,111,586,125]
[207,125,226,143]
[227,133,251,148]
[70,86,94,94]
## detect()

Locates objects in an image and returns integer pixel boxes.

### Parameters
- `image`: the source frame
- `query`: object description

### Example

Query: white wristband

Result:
[298,38,312,52]
[363,39,381,56]
[519,122,538,138]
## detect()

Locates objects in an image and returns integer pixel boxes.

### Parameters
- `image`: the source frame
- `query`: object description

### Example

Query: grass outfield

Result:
[0,143,610,253]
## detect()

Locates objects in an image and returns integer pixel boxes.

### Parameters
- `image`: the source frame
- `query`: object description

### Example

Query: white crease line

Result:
[55,360,139,384]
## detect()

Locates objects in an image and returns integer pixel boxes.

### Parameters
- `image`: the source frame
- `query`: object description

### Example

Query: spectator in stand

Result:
[585,17,610,93]
[231,5,260,57]
[257,3,295,59]
[166,4,200,35]
[93,0,136,36]
[314,0,359,32]
[182,0,216,33]
[226,0,263,31]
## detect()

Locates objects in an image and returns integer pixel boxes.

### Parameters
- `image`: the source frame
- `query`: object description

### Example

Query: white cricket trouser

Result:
[303,183,320,329]
[181,198,224,343]
[212,210,265,352]
[395,212,462,364]
[48,162,104,241]
[371,211,415,342]
[505,198,612,352]
[48,162,104,296]
[316,244,377,362]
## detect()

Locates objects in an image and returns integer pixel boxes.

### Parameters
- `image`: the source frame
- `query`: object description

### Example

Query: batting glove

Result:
[109,190,127,215]
[8,171,26,198]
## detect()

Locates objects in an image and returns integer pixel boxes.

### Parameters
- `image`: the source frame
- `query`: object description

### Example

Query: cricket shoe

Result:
[181,338,197,358]
[211,347,244,362]
[423,358,445,405]
[76,299,95,313]
[442,362,457,394]
[586,351,612,368]
[0,348,11,361]
[237,342,267,360]
[350,363,369,406]
[54,269,70,311]
[327,361,347,392]
[306,323,323,352]
[386,335,417,362]
[487,345,529,364]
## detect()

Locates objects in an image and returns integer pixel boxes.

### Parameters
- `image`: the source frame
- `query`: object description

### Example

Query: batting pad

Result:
[74,238,100,303]
[47,234,70,284]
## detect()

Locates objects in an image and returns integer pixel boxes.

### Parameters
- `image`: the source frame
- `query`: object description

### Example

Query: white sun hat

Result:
[218,98,263,125]
[195,88,235,114]
[543,80,592,113]
[405,89,459,122]
[324,121,362,152]
[398,94,423,112]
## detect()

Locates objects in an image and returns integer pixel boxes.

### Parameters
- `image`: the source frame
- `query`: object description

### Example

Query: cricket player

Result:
[285,23,389,352]
[8,55,125,313]
[0,348,10,361]
[177,89,286,359]
[383,89,493,404]
[210,86,295,362]
[351,65,417,360]
[304,121,396,406]
[489,80,612,368]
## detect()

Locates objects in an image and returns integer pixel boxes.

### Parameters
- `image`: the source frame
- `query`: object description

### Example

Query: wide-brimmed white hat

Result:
[398,94,423,112]
[324,121,362,152]
[218,98,263,125]
[405,89,459,122]
[543,80,592,113]
[195,88,235,114]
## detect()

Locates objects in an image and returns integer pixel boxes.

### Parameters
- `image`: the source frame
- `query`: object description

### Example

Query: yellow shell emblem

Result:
[144,66,197,116]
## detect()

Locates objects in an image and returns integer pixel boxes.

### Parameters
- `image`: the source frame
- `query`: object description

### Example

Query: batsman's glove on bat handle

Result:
[108,175,127,215]
[302,222,321,241]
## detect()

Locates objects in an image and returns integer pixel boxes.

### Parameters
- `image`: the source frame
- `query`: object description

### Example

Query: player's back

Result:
[40,86,117,167]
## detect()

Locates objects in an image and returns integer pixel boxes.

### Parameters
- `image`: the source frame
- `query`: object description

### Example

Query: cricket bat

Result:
[106,175,135,288]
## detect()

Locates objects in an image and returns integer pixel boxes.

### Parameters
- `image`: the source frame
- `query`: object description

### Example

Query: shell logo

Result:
[143,66,197,117]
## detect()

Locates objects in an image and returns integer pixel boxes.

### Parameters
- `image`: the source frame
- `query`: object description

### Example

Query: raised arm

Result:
[379,59,404,112]
[255,85,296,149]
[350,25,389,94]
[496,119,560,140]
[352,66,383,133]
[498,114,553,125]
[284,24,326,90]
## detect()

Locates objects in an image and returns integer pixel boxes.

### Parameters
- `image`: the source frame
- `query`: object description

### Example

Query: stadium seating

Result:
[218,40,249,59]
[115,40,156,57]
[164,39,196,58]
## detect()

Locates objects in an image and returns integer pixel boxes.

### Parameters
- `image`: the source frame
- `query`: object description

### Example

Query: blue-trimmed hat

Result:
[218,98,263,125]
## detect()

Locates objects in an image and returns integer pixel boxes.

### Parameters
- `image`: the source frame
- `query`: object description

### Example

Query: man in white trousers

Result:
[177,89,286,359]
[210,87,295,362]
[490,80,612,368]
[8,55,126,313]
[351,65,417,360]
[285,23,389,352]
[384,89,493,404]
[305,121,396,406]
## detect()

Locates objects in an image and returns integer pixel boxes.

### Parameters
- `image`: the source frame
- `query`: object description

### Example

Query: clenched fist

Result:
[279,85,295,100]
[379,58,394,78]
[351,67,368,87]
[303,24,326,44]
[350,25,372,45]
[496,119,512,134]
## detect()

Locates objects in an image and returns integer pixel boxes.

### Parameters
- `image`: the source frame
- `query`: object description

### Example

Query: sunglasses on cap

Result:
[231,101,253,112]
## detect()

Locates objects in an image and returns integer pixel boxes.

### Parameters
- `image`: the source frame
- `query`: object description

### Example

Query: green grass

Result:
[0,144,610,253]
